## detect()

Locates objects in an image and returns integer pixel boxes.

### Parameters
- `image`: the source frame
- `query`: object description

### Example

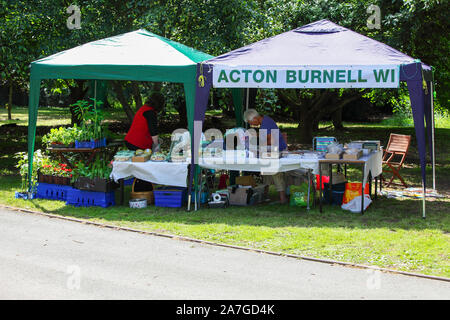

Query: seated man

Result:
[244,109,288,204]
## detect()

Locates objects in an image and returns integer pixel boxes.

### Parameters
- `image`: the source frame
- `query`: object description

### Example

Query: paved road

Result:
[0,207,449,300]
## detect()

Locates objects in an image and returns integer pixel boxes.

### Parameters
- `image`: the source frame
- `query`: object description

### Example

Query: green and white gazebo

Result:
[27,29,214,187]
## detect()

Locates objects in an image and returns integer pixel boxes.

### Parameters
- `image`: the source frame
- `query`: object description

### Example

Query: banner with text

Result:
[212,65,400,88]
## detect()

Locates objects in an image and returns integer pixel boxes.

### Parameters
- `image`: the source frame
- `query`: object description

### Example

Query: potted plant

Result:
[72,99,108,149]
[14,149,45,198]
[72,155,117,192]
[42,126,80,148]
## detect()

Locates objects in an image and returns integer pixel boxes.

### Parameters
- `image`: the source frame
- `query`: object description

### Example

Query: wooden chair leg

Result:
[391,167,408,188]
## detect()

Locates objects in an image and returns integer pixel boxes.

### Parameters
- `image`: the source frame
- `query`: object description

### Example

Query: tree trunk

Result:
[177,97,188,128]
[131,82,143,110]
[332,106,344,130]
[8,82,12,120]
[297,112,315,144]
[112,80,134,124]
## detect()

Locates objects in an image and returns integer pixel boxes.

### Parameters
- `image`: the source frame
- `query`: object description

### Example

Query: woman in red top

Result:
[125,98,162,152]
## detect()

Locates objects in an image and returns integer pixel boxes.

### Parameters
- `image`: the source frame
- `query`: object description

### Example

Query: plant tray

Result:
[38,174,71,186]
[66,189,115,208]
[74,177,118,192]
[36,183,76,201]
[75,138,107,149]
[154,187,187,208]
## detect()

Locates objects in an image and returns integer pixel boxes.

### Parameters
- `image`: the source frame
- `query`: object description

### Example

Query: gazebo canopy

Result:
[27,29,213,186]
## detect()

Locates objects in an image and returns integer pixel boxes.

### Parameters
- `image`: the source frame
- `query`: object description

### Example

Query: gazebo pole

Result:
[422,179,426,219]
[245,88,249,129]
[430,81,436,191]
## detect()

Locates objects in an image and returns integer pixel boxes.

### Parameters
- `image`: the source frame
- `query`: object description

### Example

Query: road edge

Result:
[1,204,449,283]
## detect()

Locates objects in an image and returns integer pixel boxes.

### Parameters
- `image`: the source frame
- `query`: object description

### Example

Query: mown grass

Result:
[1,106,449,278]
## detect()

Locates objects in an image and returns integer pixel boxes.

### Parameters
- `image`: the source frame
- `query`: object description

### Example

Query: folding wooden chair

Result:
[381,133,411,188]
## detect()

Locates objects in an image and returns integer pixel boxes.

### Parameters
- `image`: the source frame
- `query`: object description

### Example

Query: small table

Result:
[318,151,383,214]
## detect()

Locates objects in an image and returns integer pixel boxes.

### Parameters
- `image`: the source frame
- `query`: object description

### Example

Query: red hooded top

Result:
[125,105,155,149]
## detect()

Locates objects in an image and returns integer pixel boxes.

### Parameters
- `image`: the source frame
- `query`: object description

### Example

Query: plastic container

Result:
[15,192,37,200]
[66,189,115,208]
[129,198,147,209]
[191,191,209,204]
[322,182,346,205]
[36,183,76,201]
[75,138,107,149]
[154,187,187,208]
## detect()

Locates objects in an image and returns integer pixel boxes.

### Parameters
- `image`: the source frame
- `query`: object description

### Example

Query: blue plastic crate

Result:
[154,187,187,208]
[36,183,76,201]
[66,189,115,208]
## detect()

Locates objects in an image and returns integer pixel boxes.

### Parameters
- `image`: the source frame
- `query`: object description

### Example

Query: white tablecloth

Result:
[362,150,383,185]
[198,156,320,175]
[198,150,382,182]
[110,161,189,187]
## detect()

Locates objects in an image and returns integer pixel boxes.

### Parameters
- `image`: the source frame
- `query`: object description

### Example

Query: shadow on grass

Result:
[4,176,447,234]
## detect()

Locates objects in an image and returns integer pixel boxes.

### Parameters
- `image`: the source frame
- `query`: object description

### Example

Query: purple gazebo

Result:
[190,20,435,217]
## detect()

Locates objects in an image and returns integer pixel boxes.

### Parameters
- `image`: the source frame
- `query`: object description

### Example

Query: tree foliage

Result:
[0,0,448,132]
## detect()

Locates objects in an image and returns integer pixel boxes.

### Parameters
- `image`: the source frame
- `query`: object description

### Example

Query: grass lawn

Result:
[1,106,449,278]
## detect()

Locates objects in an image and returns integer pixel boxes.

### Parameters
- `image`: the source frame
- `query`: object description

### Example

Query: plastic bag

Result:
[327,142,343,154]
[289,182,313,207]
[342,182,369,204]
[341,195,372,213]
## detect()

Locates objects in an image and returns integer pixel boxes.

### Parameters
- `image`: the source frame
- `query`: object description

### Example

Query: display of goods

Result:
[132,149,152,162]
[114,150,135,162]
[150,152,167,162]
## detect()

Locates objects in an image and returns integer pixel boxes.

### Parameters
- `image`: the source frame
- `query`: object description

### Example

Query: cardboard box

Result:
[235,175,256,187]
[325,152,343,160]
[343,150,363,160]
[352,140,380,151]
[250,184,269,204]
[228,185,253,206]
[132,154,151,162]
